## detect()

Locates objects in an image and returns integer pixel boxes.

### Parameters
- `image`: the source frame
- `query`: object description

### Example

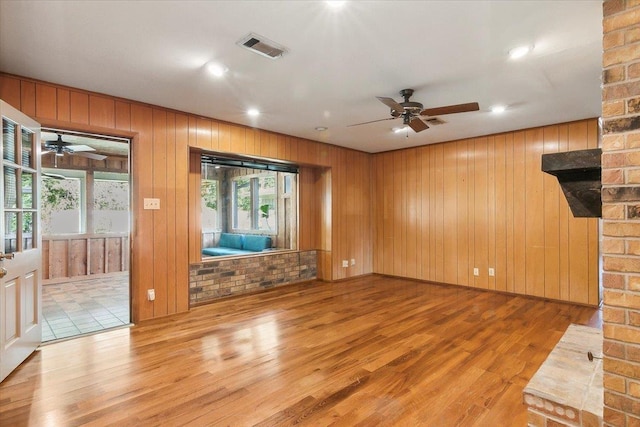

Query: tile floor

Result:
[42,274,130,342]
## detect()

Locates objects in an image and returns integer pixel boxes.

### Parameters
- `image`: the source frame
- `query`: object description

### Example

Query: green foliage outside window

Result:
[201,179,219,210]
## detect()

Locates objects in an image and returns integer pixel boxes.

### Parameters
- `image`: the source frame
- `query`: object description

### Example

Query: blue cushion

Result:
[218,233,243,249]
[243,235,272,252]
[202,247,254,257]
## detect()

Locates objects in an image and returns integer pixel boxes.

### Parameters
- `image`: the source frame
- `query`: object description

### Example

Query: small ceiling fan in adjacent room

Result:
[42,134,107,161]
[348,88,480,133]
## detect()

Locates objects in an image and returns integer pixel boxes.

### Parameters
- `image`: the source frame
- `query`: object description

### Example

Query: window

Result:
[232,173,276,232]
[94,172,129,233]
[201,178,220,232]
[41,169,130,235]
[41,171,83,234]
[199,153,298,258]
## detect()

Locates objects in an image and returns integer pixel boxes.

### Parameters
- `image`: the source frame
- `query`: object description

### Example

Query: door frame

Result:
[36,119,138,322]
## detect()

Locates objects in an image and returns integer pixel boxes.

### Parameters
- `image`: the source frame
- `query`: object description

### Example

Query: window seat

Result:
[202,233,272,257]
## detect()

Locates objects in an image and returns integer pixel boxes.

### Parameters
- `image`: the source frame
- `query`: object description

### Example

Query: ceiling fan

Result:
[349,89,480,133]
[42,134,107,161]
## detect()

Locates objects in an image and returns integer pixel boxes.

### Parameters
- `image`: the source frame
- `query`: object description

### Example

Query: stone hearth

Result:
[523,324,602,427]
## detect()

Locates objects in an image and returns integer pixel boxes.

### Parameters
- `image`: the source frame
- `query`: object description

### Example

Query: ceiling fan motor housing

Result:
[398,89,423,117]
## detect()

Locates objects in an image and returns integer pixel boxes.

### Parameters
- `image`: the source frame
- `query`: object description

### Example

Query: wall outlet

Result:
[144,198,160,210]
[488,268,495,277]
[342,260,349,268]
[473,268,479,276]
[350,258,356,266]
[147,289,155,301]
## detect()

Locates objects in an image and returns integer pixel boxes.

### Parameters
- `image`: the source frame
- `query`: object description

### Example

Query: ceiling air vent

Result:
[237,33,288,59]
[424,117,446,126]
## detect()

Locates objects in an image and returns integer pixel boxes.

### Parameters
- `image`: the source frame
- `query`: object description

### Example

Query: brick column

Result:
[601,1,640,425]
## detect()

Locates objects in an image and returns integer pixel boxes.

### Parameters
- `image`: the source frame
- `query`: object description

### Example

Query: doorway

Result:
[40,129,131,341]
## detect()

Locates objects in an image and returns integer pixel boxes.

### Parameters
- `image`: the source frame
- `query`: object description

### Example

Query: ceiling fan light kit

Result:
[349,88,480,134]
[509,45,533,59]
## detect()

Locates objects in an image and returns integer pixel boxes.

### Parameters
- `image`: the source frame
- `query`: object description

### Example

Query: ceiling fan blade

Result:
[347,117,397,127]
[376,96,405,113]
[66,144,96,152]
[43,172,66,180]
[408,117,429,133]
[73,152,107,161]
[421,102,480,117]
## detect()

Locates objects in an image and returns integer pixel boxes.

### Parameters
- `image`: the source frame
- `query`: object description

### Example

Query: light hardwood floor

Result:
[0,276,600,426]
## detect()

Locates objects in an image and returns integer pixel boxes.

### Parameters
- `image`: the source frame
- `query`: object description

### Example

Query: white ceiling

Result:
[0,1,603,153]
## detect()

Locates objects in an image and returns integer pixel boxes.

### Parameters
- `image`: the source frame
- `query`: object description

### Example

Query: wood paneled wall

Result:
[0,72,599,318]
[0,73,373,321]
[372,119,600,305]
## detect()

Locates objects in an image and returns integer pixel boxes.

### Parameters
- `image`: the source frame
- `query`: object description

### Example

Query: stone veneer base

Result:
[189,250,317,305]
[523,324,603,427]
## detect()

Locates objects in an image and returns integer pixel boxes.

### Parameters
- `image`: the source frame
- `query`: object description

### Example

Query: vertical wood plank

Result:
[543,125,560,300]
[152,109,168,317]
[115,101,131,131]
[420,146,431,281]
[165,112,177,314]
[70,91,89,124]
[196,118,212,150]
[20,80,36,116]
[443,142,457,285]
[434,144,445,283]
[406,148,418,279]
[512,131,526,295]
[277,135,287,161]
[56,89,70,122]
[289,137,299,163]
[0,75,22,108]
[487,136,496,290]
[175,112,190,314]
[504,133,515,293]
[372,154,382,273]
[383,152,394,275]
[474,137,488,289]
[245,128,258,155]
[393,151,403,276]
[456,140,469,287]
[229,125,246,154]
[35,84,57,120]
[89,95,116,129]
[494,134,507,292]
[130,104,154,322]
[218,122,231,153]
[524,128,545,298]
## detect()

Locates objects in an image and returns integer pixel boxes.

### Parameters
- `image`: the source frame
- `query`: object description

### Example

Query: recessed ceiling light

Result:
[326,0,346,9]
[491,105,506,113]
[247,108,260,117]
[508,45,533,59]
[206,62,228,77]
[315,126,328,132]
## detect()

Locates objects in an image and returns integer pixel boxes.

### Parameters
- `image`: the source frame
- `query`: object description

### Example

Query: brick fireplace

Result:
[601,1,640,425]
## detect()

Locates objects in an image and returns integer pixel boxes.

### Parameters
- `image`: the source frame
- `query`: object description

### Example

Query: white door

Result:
[0,100,41,382]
